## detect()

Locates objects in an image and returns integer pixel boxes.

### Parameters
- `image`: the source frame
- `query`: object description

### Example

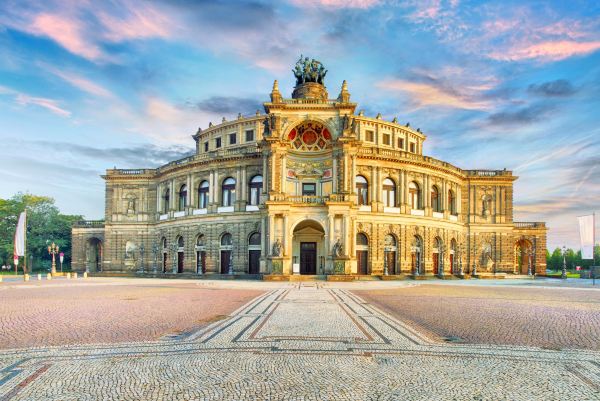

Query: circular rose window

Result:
[287,121,331,151]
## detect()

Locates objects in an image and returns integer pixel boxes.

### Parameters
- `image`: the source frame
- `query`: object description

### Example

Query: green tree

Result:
[0,193,82,272]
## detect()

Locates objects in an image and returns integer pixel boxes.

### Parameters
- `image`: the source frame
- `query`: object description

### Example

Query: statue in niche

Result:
[332,238,343,258]
[126,197,136,214]
[481,243,493,272]
[482,195,492,217]
[272,238,283,257]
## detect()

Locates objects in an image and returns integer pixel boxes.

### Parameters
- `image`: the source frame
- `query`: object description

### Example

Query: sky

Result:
[0,0,599,250]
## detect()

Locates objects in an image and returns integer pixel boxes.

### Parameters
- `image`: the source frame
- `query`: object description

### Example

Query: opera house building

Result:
[72,58,547,279]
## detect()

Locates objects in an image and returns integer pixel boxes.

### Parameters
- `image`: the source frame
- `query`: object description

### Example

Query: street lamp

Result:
[383,248,389,276]
[47,242,59,275]
[527,247,532,276]
[59,252,64,273]
[561,245,567,279]
[458,244,464,276]
[152,242,159,274]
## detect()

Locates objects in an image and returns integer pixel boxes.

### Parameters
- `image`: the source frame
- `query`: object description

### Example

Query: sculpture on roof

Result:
[292,55,327,86]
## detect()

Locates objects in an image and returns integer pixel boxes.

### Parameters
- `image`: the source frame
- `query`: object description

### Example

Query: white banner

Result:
[14,211,26,257]
[578,214,595,260]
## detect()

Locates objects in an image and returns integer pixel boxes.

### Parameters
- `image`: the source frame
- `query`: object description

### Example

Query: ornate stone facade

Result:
[72,61,547,277]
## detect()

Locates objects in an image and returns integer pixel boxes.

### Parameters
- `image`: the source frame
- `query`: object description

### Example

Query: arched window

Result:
[431,185,441,212]
[177,236,184,248]
[178,184,187,211]
[198,180,209,209]
[448,189,456,215]
[382,178,396,207]
[222,177,236,207]
[249,175,263,206]
[221,233,233,246]
[248,232,261,246]
[196,234,205,247]
[163,188,170,214]
[409,182,421,209]
[162,237,167,249]
[357,233,369,246]
[355,175,368,205]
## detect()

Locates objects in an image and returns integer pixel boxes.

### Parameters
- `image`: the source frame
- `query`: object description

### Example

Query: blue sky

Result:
[0,0,599,249]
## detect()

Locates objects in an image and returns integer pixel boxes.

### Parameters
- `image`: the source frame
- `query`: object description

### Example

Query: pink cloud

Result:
[15,93,71,117]
[44,66,112,98]
[288,0,380,8]
[376,78,493,110]
[98,6,172,42]
[490,40,600,62]
[30,13,103,60]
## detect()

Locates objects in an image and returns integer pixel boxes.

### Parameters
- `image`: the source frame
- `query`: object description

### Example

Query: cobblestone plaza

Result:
[0,278,598,400]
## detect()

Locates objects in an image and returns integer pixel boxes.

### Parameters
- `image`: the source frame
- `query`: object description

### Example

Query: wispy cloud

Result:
[0,84,71,117]
[288,0,380,9]
[527,79,577,97]
[43,65,112,97]
[191,96,263,115]
[489,40,600,62]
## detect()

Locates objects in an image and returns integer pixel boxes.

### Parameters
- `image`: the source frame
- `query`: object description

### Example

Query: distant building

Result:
[72,58,546,277]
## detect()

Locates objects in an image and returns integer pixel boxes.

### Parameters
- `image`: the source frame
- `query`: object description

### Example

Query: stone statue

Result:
[272,238,282,257]
[292,55,328,86]
[332,238,343,258]
[126,197,136,214]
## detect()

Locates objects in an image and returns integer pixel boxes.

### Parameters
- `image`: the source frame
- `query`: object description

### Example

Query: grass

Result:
[545,272,581,278]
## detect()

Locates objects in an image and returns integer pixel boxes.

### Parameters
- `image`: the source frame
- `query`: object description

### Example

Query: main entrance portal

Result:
[292,220,325,275]
[300,242,317,274]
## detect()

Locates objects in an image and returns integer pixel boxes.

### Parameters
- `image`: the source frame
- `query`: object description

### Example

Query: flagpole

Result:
[23,211,27,275]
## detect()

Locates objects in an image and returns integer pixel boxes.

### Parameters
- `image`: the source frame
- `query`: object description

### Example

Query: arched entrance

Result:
[514,238,533,274]
[433,237,442,275]
[411,236,422,275]
[356,233,369,275]
[176,236,184,273]
[220,233,233,274]
[384,234,397,275]
[195,234,206,274]
[248,232,261,274]
[292,220,325,275]
[86,238,103,272]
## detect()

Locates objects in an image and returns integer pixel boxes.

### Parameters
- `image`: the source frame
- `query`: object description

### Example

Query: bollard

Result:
[47,273,52,280]
[37,273,42,281]
[24,274,30,282]
[0,275,3,282]
[66,273,71,280]
[83,272,88,279]
[73,272,78,279]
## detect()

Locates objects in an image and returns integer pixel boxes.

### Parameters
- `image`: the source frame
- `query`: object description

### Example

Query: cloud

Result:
[14,93,71,117]
[376,75,494,111]
[29,12,104,60]
[42,65,113,97]
[288,0,380,9]
[486,103,554,127]
[528,79,577,97]
[20,140,193,168]
[490,40,600,62]
[192,96,263,115]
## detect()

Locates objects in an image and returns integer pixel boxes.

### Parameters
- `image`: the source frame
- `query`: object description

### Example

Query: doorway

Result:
[300,242,317,275]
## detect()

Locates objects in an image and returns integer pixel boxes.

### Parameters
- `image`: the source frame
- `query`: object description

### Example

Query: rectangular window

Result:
[245,129,254,142]
[410,142,416,153]
[302,183,316,196]
[383,133,391,145]
[229,133,236,145]
[397,138,404,149]
[365,130,374,142]
[215,137,222,148]
[203,142,209,152]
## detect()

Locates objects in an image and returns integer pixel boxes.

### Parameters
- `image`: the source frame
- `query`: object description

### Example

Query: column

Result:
[328,215,335,248]
[241,167,247,203]
[186,175,192,209]
[169,180,175,211]
[283,214,288,255]
[269,214,276,254]
[281,154,286,195]
[370,167,376,204]
[157,183,162,213]
[332,157,338,194]
[375,167,381,203]
[342,216,348,257]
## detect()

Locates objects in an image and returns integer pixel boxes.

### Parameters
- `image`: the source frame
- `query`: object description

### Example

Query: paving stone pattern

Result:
[357,284,600,350]
[0,282,599,400]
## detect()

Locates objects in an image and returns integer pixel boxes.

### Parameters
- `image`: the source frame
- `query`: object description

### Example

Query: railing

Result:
[514,222,546,228]
[286,195,328,204]
[465,169,512,177]
[73,220,105,228]
[357,147,464,174]
[106,168,156,176]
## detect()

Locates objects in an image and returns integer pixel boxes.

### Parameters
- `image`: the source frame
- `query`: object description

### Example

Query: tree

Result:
[0,193,82,271]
